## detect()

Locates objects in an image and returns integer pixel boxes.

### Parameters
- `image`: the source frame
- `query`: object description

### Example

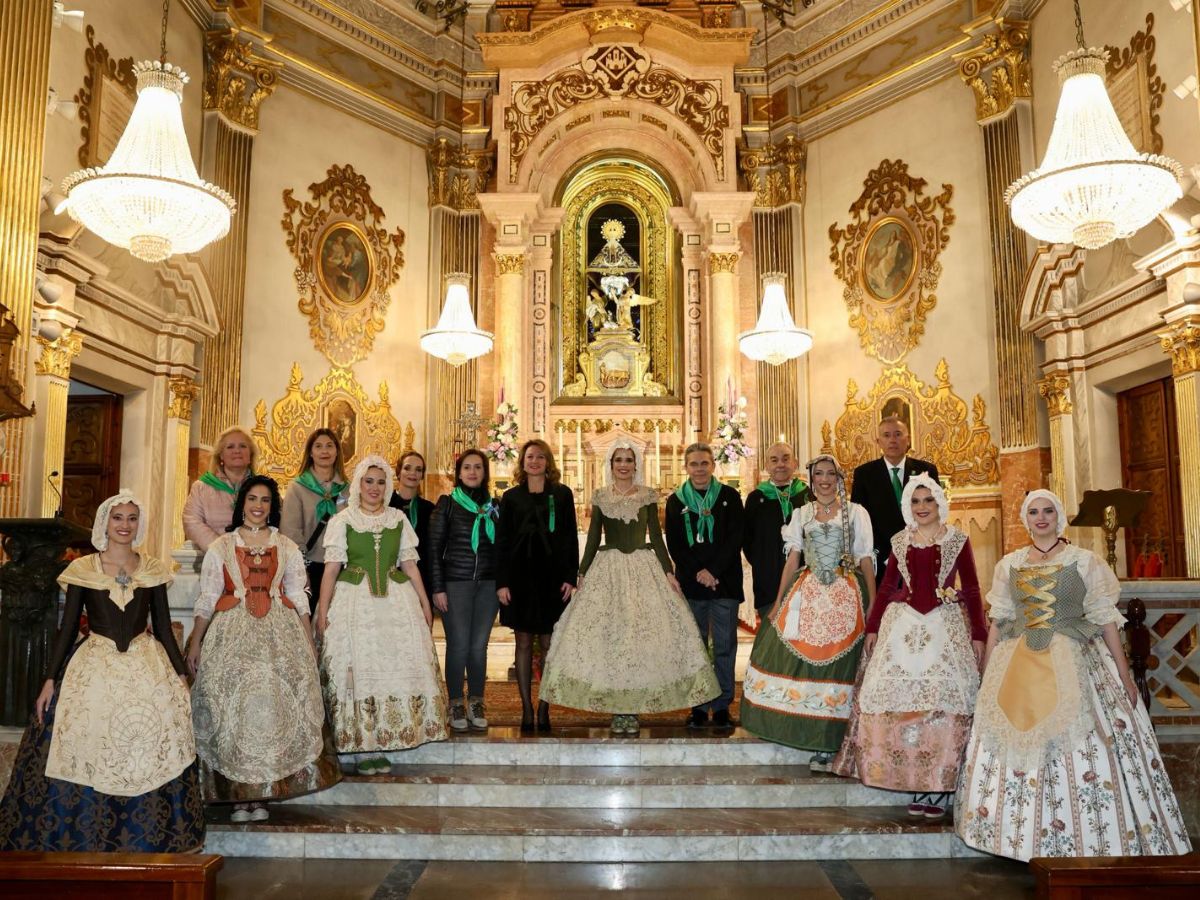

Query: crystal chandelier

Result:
[738,9,813,366]
[1005,1,1182,250]
[56,1,234,262]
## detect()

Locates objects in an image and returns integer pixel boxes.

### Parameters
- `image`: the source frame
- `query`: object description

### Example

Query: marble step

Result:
[288,764,901,809]
[205,804,978,862]
[372,726,816,767]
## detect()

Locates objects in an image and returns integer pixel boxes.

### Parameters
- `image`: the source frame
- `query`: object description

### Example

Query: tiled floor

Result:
[215,857,1037,899]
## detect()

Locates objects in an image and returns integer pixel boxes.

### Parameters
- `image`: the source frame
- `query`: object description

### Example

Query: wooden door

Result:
[1117,377,1186,576]
[62,394,122,533]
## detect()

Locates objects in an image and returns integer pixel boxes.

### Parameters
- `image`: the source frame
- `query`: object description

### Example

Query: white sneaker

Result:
[230,806,252,823]
[250,804,269,822]
[467,699,488,730]
[450,702,469,731]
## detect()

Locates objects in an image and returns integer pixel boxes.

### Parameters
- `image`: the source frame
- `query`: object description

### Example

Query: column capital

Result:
[706,251,741,275]
[1160,315,1200,376]
[954,18,1031,123]
[1037,371,1073,417]
[428,138,495,211]
[168,374,201,421]
[492,250,527,275]
[34,329,83,380]
[203,28,282,133]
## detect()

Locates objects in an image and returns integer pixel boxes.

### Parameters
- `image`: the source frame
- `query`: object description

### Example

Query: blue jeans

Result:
[687,597,739,712]
[443,579,499,701]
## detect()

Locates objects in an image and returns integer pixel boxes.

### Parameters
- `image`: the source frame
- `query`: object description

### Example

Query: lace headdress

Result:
[92,489,148,551]
[348,454,395,512]
[900,472,949,528]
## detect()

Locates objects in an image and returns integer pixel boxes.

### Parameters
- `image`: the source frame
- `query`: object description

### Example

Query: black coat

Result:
[495,482,579,634]
[426,491,498,593]
[743,485,810,610]
[664,482,745,603]
[849,456,939,574]
[389,492,434,588]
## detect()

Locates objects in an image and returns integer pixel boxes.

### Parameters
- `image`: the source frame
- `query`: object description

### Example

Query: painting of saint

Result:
[326,398,357,463]
[318,224,372,304]
[862,219,916,302]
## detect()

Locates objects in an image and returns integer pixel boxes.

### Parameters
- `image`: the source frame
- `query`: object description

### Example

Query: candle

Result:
[654,423,661,488]
[575,423,583,491]
[558,424,565,468]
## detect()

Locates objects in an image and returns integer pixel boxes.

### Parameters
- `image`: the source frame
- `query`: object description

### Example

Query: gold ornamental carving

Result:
[494,252,526,276]
[73,26,137,168]
[34,329,83,380]
[167,375,200,421]
[427,137,494,211]
[477,8,755,47]
[1037,373,1073,417]
[202,29,281,132]
[505,44,729,183]
[252,363,410,488]
[828,159,955,364]
[821,359,1000,488]
[708,252,739,275]
[1160,317,1200,376]
[955,19,1031,123]
[282,164,406,368]
[738,133,807,208]
[1105,13,1165,155]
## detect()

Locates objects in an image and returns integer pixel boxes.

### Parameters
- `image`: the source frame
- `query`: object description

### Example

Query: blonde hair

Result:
[209,426,258,475]
[514,438,562,488]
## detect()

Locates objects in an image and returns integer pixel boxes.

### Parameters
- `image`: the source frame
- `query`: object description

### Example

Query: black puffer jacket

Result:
[427,491,499,593]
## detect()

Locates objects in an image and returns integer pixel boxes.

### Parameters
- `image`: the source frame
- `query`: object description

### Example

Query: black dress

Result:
[495,482,579,633]
[390,492,435,591]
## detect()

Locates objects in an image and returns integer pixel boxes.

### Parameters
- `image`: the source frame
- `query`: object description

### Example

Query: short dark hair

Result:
[455,449,491,494]
[229,475,283,530]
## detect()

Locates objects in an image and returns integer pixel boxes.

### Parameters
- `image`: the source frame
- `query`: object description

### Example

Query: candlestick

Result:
[654,423,661,488]
[558,424,565,469]
[575,423,583,492]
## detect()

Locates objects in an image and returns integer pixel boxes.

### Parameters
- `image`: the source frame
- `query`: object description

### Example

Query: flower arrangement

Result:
[712,397,753,466]
[484,401,520,463]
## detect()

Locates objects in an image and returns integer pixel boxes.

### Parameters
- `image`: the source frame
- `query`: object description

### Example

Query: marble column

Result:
[167,376,201,550]
[0,0,53,515]
[706,249,741,426]
[1037,372,1074,521]
[32,329,84,517]
[1160,316,1200,577]
[492,250,528,414]
[197,30,279,445]
[956,18,1041,551]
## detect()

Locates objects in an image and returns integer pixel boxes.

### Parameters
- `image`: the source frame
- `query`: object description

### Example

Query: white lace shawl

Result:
[195,528,308,619]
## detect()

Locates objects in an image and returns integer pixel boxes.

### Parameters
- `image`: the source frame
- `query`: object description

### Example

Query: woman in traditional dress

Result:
[955,490,1191,860]
[188,476,340,822]
[389,450,435,593]
[540,441,719,734]
[183,425,256,553]
[741,455,876,770]
[496,439,578,732]
[830,474,986,819]
[428,449,499,732]
[315,456,448,771]
[280,428,347,613]
[0,492,203,852]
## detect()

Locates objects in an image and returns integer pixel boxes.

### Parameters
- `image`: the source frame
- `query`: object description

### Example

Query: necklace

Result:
[612,484,638,497]
[1031,538,1063,557]
[815,496,837,515]
[243,523,265,533]
[99,552,133,588]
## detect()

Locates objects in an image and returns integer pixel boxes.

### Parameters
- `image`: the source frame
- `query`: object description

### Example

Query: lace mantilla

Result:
[889,525,968,590]
[591,485,659,523]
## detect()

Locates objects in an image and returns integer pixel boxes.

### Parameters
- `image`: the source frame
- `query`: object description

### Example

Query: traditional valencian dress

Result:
[320,498,448,752]
[540,484,719,713]
[191,528,340,801]
[741,501,873,752]
[956,543,1192,860]
[832,524,986,791]
[0,552,204,851]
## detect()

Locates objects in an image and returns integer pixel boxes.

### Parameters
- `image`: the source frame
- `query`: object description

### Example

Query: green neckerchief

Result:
[394,492,420,530]
[450,487,496,553]
[675,479,722,546]
[757,478,808,522]
[199,470,251,507]
[293,469,346,522]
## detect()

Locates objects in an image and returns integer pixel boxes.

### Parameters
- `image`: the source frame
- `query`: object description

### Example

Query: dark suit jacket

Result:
[849,456,939,574]
[664,482,745,603]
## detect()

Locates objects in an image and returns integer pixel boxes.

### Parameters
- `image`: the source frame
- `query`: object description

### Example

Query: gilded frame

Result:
[316,221,375,307]
[859,216,918,304]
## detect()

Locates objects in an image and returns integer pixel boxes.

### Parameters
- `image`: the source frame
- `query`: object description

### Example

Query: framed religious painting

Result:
[316,222,374,306]
[860,217,917,303]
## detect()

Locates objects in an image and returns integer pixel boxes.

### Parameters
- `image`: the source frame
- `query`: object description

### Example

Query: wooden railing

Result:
[1119,582,1200,736]
[0,852,223,899]
[1031,855,1200,898]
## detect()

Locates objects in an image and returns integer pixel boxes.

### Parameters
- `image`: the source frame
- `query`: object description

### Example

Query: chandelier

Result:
[1005,0,1182,250]
[738,8,813,366]
[420,11,492,367]
[56,2,234,262]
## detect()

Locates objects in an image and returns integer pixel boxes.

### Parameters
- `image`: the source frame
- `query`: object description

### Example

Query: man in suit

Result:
[743,442,809,619]
[850,416,939,575]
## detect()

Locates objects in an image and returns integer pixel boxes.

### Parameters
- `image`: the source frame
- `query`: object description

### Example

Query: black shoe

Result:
[686,708,709,728]
[520,709,535,733]
[712,709,733,729]
[536,700,551,732]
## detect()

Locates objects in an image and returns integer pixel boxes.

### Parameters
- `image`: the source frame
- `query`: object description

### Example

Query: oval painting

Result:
[317,223,373,305]
[861,218,916,302]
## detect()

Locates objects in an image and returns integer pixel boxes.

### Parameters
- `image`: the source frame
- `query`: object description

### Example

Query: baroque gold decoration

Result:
[427,137,494,211]
[1105,13,1164,155]
[708,252,739,275]
[282,164,406,367]
[494,252,526,276]
[34,330,83,380]
[202,29,281,132]
[828,159,954,364]
[252,363,407,487]
[738,133,807,208]
[1037,373,1073,417]
[821,359,1000,488]
[1160,317,1200,376]
[955,19,1031,123]
[73,25,137,168]
[167,375,200,421]
[505,44,729,183]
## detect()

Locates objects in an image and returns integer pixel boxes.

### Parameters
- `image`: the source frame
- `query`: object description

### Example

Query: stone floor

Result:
[216,856,1037,899]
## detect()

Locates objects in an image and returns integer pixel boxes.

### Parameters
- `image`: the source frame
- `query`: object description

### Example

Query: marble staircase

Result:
[205,727,977,862]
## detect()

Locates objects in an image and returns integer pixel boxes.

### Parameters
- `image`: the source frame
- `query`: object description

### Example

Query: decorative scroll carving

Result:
[1160,317,1200,376]
[828,159,954,364]
[202,29,281,132]
[167,375,200,421]
[955,19,1031,122]
[73,25,137,168]
[427,137,494,210]
[281,164,406,368]
[738,133,806,208]
[1037,372,1073,417]
[699,3,736,29]
[252,362,409,488]
[493,252,526,275]
[1105,13,1165,155]
[708,252,739,274]
[505,43,729,182]
[821,359,1000,488]
[34,330,83,380]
